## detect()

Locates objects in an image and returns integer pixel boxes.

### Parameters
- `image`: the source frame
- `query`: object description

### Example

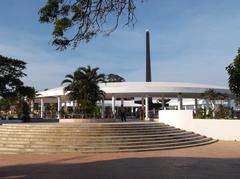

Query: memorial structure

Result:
[36,30,231,120]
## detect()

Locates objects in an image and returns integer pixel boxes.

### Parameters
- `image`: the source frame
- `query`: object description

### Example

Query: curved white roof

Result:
[37,82,231,98]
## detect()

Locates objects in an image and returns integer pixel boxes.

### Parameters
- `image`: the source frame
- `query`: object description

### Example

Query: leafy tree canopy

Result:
[39,0,138,50]
[17,86,36,101]
[0,55,36,100]
[0,55,26,98]
[201,89,228,101]
[226,49,240,99]
[105,73,125,82]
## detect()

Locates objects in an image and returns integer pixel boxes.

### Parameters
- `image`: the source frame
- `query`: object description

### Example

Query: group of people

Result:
[119,105,146,122]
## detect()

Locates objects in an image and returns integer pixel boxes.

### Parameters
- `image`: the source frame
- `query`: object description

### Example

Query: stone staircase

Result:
[0,122,217,154]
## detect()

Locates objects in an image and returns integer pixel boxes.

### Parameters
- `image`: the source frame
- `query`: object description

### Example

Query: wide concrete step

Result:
[0,132,198,142]
[2,122,165,128]
[0,122,217,153]
[0,125,175,131]
[0,130,185,138]
[0,131,193,140]
[0,138,216,153]
[0,126,174,131]
[0,137,212,149]
[0,140,217,154]
[0,134,203,145]
[0,129,180,135]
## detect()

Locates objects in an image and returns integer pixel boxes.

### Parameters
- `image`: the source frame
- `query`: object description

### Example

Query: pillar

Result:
[121,97,124,106]
[141,97,144,110]
[194,98,198,114]
[101,99,105,119]
[72,100,76,111]
[57,96,61,119]
[205,99,210,115]
[112,96,115,118]
[64,101,67,112]
[30,100,34,113]
[178,93,183,110]
[40,98,44,118]
[140,97,144,120]
[227,98,231,108]
[145,96,149,120]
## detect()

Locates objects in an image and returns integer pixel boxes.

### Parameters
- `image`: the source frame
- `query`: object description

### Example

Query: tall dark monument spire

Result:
[146,30,151,82]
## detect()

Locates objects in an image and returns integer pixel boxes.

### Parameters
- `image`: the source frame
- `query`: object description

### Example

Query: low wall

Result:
[158,110,240,141]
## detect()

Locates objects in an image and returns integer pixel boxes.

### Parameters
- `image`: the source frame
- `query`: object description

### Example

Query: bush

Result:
[215,105,229,119]
[195,107,213,119]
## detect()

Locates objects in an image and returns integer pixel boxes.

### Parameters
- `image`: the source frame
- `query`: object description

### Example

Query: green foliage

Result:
[215,105,229,119]
[21,101,30,115]
[226,49,240,100]
[62,65,105,118]
[195,107,210,119]
[0,55,26,98]
[53,17,72,36]
[0,55,36,115]
[105,74,125,82]
[201,89,228,101]
[195,106,230,119]
[17,86,36,101]
[200,89,229,118]
[94,106,101,118]
[0,98,12,112]
[66,106,73,114]
[39,0,138,50]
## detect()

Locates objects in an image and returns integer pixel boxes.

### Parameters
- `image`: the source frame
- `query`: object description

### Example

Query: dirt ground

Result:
[0,141,240,179]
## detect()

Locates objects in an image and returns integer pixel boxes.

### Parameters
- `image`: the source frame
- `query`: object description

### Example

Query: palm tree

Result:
[62,65,105,118]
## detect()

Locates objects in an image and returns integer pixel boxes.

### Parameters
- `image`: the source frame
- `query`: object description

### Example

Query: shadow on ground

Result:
[1,157,240,179]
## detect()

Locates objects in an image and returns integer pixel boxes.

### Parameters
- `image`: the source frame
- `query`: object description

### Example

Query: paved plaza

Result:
[0,141,240,179]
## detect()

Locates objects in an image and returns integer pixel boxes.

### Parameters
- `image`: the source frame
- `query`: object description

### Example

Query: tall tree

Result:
[226,49,240,100]
[39,0,139,50]
[0,55,26,98]
[0,55,35,117]
[105,73,125,82]
[62,65,105,117]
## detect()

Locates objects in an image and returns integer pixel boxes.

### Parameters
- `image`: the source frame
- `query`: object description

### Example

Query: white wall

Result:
[158,110,240,141]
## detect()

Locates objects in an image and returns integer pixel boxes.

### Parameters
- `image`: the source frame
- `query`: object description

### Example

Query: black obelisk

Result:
[146,30,151,82]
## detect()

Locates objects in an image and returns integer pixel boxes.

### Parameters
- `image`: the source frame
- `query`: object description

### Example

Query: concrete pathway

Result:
[0,141,240,179]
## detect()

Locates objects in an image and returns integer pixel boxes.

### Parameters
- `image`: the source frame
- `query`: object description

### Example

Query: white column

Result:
[141,97,144,110]
[205,99,210,115]
[178,93,183,110]
[145,96,149,120]
[30,100,34,113]
[194,98,198,113]
[64,101,67,112]
[121,97,124,106]
[40,98,44,118]
[101,99,105,119]
[57,96,61,119]
[140,97,144,120]
[227,98,231,108]
[72,100,76,111]
[112,96,115,118]
[162,96,165,110]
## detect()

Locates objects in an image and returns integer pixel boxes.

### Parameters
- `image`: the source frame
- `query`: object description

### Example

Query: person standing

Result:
[120,105,127,122]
